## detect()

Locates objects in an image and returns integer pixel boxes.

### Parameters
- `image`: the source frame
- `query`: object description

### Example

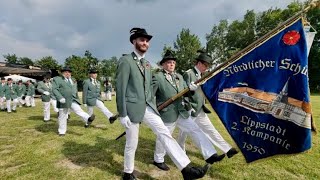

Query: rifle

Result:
[114,0,320,140]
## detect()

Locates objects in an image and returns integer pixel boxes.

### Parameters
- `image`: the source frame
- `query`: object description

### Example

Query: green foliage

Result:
[172,28,202,73]
[205,1,319,91]
[206,20,230,64]
[64,55,90,81]
[34,56,61,70]
[3,53,18,64]
[84,50,99,68]
[18,57,34,66]
[100,56,118,83]
[306,4,320,91]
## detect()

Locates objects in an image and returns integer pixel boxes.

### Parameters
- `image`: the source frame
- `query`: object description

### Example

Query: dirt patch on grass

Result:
[0,145,14,154]
[0,136,10,139]
[56,159,83,170]
[94,124,107,128]
[148,168,168,178]
[21,128,43,135]
[6,163,28,172]
[0,149,12,154]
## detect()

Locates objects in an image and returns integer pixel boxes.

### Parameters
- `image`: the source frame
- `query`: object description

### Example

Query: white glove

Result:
[43,91,50,95]
[120,116,132,129]
[188,108,196,116]
[59,98,66,103]
[83,104,87,107]
[189,82,198,91]
[32,95,35,97]
[3,96,6,100]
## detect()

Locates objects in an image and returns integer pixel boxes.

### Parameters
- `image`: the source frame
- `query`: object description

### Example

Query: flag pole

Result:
[114,1,319,140]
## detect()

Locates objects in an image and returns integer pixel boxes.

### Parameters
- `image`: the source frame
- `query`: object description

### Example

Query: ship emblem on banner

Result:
[201,18,312,162]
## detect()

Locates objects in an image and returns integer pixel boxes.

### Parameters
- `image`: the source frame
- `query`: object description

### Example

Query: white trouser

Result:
[106,91,112,101]
[6,99,18,112]
[178,109,232,153]
[25,96,35,107]
[51,99,59,113]
[31,96,35,107]
[124,106,190,173]
[58,102,90,134]
[154,115,216,163]
[87,99,113,118]
[43,99,59,121]
[0,97,5,109]
[17,96,25,107]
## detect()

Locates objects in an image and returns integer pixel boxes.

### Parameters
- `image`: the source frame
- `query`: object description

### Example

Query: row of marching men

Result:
[0,69,115,137]
[35,67,117,136]
[0,77,36,113]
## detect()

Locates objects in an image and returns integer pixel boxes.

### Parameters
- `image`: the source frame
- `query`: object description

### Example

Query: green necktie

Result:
[140,58,145,71]
[67,78,71,85]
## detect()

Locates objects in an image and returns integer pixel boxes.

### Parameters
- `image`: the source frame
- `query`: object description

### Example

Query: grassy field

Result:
[0,95,319,180]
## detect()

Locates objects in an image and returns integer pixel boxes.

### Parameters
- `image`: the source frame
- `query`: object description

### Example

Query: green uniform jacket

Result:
[26,84,35,96]
[52,76,80,108]
[16,84,26,97]
[105,84,112,92]
[37,81,55,102]
[0,83,6,97]
[183,68,211,117]
[4,84,18,100]
[82,78,102,106]
[152,70,189,123]
[116,52,158,123]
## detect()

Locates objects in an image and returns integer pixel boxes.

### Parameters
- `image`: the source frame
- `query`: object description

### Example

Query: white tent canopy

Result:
[4,74,36,83]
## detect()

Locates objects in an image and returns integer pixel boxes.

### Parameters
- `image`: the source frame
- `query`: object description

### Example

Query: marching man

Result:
[25,80,36,107]
[178,50,239,159]
[82,68,114,123]
[4,78,18,113]
[116,27,208,180]
[37,74,59,122]
[16,80,26,107]
[0,77,6,111]
[52,66,95,136]
[152,50,225,171]
[104,80,113,101]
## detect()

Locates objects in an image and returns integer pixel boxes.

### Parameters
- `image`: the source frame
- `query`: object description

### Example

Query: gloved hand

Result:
[59,98,66,103]
[188,81,198,91]
[43,91,50,95]
[2,96,6,100]
[188,108,196,116]
[120,116,132,129]
[32,95,35,97]
[83,104,87,107]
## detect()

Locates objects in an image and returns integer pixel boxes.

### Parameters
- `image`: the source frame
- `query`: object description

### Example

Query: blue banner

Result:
[201,19,312,162]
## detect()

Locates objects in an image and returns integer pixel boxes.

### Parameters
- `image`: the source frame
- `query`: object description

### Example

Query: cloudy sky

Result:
[0,0,302,64]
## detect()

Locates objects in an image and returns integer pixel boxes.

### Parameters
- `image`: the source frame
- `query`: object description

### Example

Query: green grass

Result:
[0,95,319,180]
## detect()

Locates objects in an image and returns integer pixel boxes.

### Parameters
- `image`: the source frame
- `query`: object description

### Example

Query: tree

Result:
[226,10,257,50]
[172,28,202,73]
[35,56,61,70]
[3,54,18,64]
[18,57,34,66]
[204,1,319,91]
[101,56,118,83]
[206,20,230,64]
[84,50,99,68]
[65,55,90,81]
[306,1,320,91]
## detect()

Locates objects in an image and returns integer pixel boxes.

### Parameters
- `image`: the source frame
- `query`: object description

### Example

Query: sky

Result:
[0,0,302,65]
